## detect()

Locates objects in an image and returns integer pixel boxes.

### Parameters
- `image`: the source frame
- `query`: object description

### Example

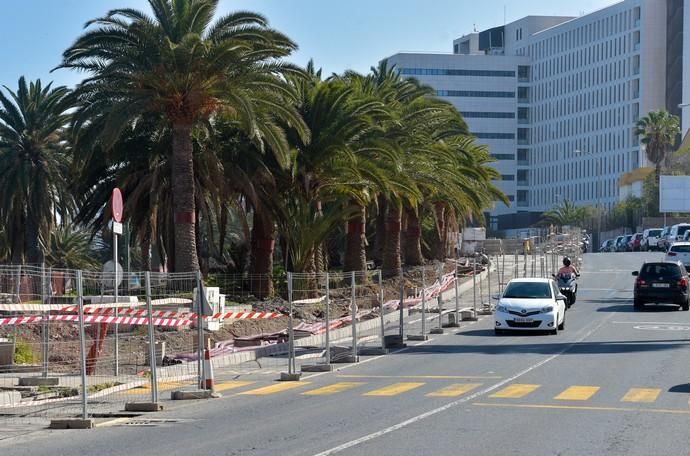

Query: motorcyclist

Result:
[558,257,579,276]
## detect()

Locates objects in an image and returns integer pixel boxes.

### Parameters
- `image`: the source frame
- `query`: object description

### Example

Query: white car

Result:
[494,278,567,335]
[665,242,690,267]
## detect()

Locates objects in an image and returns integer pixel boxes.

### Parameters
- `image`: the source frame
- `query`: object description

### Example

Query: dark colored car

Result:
[617,235,633,252]
[632,261,690,311]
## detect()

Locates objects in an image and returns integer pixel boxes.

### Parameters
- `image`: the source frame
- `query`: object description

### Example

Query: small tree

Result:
[634,110,680,187]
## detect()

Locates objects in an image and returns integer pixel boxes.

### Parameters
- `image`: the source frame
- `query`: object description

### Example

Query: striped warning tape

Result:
[57,306,283,320]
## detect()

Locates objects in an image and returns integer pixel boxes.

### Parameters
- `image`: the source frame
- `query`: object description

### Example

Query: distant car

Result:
[641,228,663,251]
[683,230,690,242]
[600,239,613,252]
[669,223,690,245]
[617,235,632,252]
[494,278,566,335]
[665,242,690,268]
[632,261,690,311]
[630,233,643,251]
[658,227,672,251]
[613,235,625,252]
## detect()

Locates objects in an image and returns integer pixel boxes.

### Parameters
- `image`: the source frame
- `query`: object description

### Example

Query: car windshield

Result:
[678,226,690,236]
[503,282,552,299]
[640,264,682,280]
[671,245,690,253]
[648,229,662,236]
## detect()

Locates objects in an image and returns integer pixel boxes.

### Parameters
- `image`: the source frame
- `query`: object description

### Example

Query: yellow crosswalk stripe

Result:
[426,383,482,397]
[239,382,311,396]
[214,381,255,392]
[363,382,425,396]
[489,384,540,399]
[621,388,661,403]
[302,382,365,396]
[122,381,183,395]
[555,386,600,401]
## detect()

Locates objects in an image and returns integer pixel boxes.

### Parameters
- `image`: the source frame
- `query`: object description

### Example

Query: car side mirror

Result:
[632,271,639,276]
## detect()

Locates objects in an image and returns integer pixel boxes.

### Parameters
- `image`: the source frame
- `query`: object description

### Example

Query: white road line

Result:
[611,321,690,325]
[312,312,613,456]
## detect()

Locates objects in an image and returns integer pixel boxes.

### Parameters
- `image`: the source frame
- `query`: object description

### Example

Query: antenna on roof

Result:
[473,23,478,33]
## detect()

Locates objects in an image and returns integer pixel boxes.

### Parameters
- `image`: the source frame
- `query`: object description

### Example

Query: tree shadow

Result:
[668,384,690,394]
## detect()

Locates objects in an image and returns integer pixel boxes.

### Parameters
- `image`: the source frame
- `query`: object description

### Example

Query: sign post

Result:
[111,188,124,376]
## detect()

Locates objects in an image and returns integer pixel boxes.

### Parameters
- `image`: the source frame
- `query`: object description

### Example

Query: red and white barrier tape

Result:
[57,306,282,320]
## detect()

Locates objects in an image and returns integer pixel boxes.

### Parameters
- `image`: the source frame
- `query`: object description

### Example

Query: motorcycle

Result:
[553,272,579,309]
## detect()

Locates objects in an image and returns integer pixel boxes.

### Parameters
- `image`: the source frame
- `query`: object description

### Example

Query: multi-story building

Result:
[386,0,684,231]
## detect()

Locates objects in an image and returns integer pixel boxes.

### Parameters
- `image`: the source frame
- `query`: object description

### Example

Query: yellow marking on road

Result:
[214,381,255,392]
[555,386,600,401]
[489,384,540,399]
[621,388,661,403]
[363,382,425,396]
[426,383,482,397]
[474,402,690,415]
[302,382,365,396]
[337,374,502,380]
[239,382,311,396]
[122,381,183,395]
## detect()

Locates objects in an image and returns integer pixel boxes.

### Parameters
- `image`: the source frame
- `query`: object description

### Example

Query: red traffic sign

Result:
[111,188,124,223]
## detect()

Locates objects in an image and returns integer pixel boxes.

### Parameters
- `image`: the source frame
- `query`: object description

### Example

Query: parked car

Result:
[600,239,613,252]
[629,233,643,251]
[494,278,567,335]
[668,224,690,245]
[665,242,690,268]
[641,228,664,251]
[683,230,690,242]
[658,227,672,251]
[613,235,626,252]
[617,234,633,252]
[632,261,690,311]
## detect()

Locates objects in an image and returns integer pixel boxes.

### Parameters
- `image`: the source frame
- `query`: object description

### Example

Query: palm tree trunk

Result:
[430,203,446,261]
[344,205,367,272]
[26,215,42,264]
[403,206,423,266]
[249,210,275,299]
[171,122,200,272]
[372,196,387,266]
[382,202,402,278]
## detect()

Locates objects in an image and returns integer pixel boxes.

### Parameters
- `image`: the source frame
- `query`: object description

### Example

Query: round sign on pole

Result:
[111,188,124,223]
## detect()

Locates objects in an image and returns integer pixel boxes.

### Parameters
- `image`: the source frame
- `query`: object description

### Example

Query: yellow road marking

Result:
[489,384,540,399]
[555,386,600,401]
[426,383,482,398]
[122,381,183,395]
[214,381,255,392]
[621,388,661,403]
[363,382,425,396]
[337,375,502,380]
[302,382,365,396]
[474,402,690,415]
[239,382,311,396]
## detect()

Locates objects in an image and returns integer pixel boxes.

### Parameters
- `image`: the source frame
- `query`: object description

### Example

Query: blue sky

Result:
[0,0,616,89]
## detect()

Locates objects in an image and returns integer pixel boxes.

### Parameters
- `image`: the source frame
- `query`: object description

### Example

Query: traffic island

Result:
[124,402,163,412]
[49,419,95,430]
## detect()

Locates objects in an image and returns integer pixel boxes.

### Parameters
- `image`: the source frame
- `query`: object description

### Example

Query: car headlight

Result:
[497,304,509,313]
[541,306,554,313]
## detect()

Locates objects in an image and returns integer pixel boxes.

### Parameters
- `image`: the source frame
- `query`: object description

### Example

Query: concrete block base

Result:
[429,328,444,334]
[18,377,59,387]
[49,419,94,429]
[124,402,163,412]
[461,310,478,321]
[0,391,21,407]
[407,334,429,341]
[279,372,302,381]
[331,355,359,364]
[171,390,215,400]
[443,322,461,328]
[383,335,407,349]
[300,363,334,372]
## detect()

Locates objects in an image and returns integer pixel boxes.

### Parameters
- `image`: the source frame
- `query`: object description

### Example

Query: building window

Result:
[500,174,516,181]
[400,68,515,77]
[473,132,516,140]
[491,154,516,160]
[461,111,515,119]
[453,44,459,54]
[437,90,515,98]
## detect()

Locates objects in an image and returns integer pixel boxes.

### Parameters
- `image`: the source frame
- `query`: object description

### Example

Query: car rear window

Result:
[503,282,552,299]
[678,226,690,236]
[670,245,690,253]
[640,264,682,279]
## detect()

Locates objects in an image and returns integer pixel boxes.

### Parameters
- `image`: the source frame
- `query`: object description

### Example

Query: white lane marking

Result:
[312,312,613,456]
[612,321,690,325]
[633,325,690,331]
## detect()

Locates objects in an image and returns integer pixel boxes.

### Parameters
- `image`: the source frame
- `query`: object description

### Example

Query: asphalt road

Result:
[6,252,690,456]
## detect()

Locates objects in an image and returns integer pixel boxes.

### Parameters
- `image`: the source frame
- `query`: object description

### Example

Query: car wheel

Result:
[634,299,644,311]
[683,300,689,311]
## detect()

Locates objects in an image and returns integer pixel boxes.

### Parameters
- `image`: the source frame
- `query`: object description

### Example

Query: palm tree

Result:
[44,225,100,270]
[0,77,74,264]
[634,110,680,186]
[58,0,306,272]
[540,199,593,227]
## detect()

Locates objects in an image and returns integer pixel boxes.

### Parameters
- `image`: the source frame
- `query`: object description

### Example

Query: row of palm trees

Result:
[0,0,506,297]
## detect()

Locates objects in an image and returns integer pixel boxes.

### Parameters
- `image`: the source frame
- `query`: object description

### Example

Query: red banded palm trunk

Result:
[171,123,200,272]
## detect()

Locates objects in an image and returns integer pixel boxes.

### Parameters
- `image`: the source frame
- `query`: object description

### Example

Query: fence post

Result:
[421,267,427,336]
[453,259,460,326]
[378,270,385,350]
[76,270,88,420]
[41,263,48,378]
[487,256,492,310]
[145,272,158,403]
[472,258,478,318]
[287,272,295,375]
[324,272,331,365]
[114,231,120,377]
[398,268,404,340]
[501,253,506,292]
[195,271,204,389]
[350,271,358,362]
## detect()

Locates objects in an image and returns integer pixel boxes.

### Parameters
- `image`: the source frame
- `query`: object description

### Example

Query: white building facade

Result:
[387,0,687,230]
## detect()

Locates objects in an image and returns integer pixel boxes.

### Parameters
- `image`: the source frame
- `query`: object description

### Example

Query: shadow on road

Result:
[396,339,690,356]
[669,383,690,394]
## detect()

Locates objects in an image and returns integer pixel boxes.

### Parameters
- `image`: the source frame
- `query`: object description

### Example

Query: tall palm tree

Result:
[58,0,306,272]
[634,110,680,186]
[0,77,74,263]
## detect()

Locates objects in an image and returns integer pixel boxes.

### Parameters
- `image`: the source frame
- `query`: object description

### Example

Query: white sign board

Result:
[660,176,690,213]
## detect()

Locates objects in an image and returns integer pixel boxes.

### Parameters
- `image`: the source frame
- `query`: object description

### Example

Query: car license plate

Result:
[514,317,533,323]
[652,283,670,288]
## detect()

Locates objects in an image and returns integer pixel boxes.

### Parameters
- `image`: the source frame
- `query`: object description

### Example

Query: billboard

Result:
[659,175,690,213]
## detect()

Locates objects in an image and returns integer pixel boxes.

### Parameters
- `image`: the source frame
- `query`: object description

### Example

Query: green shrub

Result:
[14,340,36,365]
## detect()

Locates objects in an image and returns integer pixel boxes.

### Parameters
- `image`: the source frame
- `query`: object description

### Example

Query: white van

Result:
[668,224,690,245]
